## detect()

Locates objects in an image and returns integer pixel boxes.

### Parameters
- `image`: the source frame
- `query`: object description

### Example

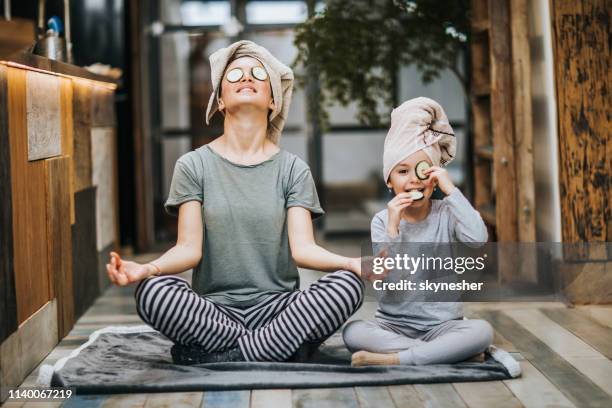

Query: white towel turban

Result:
[383,97,456,182]
[205,40,294,145]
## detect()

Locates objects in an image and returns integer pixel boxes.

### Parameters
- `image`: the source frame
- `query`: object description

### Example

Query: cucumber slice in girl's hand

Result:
[409,191,424,201]
[415,160,431,180]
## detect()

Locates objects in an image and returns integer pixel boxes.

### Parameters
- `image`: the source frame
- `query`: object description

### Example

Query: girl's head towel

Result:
[383,97,456,182]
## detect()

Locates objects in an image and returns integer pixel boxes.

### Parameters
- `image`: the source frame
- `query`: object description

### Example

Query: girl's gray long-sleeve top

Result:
[370,188,488,331]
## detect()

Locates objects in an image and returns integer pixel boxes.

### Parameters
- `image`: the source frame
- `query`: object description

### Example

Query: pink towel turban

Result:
[383,97,456,182]
[205,40,294,145]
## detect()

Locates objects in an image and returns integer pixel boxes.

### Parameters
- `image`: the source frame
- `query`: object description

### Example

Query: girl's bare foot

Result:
[466,352,485,363]
[351,351,400,367]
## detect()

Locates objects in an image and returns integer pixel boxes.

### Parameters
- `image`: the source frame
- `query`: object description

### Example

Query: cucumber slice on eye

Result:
[415,160,431,180]
[409,191,424,201]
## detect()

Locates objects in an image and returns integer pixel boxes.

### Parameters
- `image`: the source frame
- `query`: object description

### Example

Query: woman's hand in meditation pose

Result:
[106,252,156,286]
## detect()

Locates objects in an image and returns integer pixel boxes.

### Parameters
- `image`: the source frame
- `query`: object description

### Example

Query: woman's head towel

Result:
[383,97,456,182]
[205,40,294,145]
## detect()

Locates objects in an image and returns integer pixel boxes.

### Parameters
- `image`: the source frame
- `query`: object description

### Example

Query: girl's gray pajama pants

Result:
[343,318,494,365]
[135,270,364,362]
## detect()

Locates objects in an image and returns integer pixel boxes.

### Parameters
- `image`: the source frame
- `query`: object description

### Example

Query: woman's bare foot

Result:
[351,351,400,367]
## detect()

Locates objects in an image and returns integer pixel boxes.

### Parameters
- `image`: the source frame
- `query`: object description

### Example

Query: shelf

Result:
[1,50,118,86]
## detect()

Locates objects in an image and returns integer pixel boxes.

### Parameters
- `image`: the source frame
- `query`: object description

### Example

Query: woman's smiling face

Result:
[218,56,274,115]
[387,150,434,207]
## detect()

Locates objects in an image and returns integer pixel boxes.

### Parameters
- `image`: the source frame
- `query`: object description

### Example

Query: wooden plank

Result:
[91,85,116,127]
[387,385,426,408]
[72,81,92,192]
[22,401,63,407]
[73,120,93,192]
[506,309,612,395]
[59,77,76,225]
[292,388,358,408]
[0,63,18,344]
[143,392,203,407]
[414,384,467,408]
[202,391,250,408]
[503,361,575,408]
[488,0,518,244]
[72,187,101,320]
[8,66,52,323]
[91,127,118,251]
[551,0,611,248]
[479,310,612,407]
[25,70,62,161]
[510,0,536,245]
[453,381,522,408]
[579,306,612,329]
[354,386,395,408]
[100,393,148,407]
[472,308,576,408]
[250,389,291,408]
[1,401,24,407]
[73,79,92,125]
[0,301,58,403]
[62,395,108,408]
[542,308,612,359]
[45,156,74,339]
[513,31,538,270]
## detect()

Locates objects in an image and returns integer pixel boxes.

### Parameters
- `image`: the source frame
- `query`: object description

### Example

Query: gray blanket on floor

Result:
[50,329,512,393]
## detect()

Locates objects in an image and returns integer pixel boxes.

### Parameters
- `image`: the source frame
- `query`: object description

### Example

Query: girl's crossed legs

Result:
[343,318,493,366]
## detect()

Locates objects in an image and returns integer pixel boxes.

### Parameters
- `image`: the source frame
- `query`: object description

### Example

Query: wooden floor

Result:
[6,244,612,408]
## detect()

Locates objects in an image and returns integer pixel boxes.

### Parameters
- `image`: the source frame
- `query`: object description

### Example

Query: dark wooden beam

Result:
[0,64,18,343]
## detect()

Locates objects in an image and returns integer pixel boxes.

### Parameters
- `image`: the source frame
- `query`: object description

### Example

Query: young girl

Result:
[343,97,519,376]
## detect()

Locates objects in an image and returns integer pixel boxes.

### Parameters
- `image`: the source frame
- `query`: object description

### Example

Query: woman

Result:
[106,41,366,364]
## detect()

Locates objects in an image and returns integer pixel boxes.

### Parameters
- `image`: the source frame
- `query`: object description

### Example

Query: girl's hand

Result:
[106,251,154,286]
[386,192,413,238]
[423,166,455,195]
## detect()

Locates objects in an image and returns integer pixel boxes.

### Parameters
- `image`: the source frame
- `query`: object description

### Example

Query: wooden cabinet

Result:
[0,52,118,402]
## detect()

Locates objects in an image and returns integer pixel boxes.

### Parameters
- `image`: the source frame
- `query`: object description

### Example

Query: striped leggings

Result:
[135,270,364,362]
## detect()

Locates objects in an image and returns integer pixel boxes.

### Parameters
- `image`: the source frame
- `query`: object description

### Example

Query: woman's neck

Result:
[212,111,278,165]
[401,199,432,223]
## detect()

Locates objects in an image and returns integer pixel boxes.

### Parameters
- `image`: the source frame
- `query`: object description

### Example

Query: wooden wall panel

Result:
[551,0,611,252]
[25,71,61,161]
[60,78,76,225]
[72,187,100,320]
[0,300,58,403]
[45,157,74,339]
[489,0,518,243]
[0,65,18,343]
[91,128,118,251]
[91,84,116,127]
[7,67,52,324]
[510,0,536,243]
[72,81,93,192]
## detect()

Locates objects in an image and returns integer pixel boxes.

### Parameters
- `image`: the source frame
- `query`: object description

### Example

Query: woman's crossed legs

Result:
[135,270,364,362]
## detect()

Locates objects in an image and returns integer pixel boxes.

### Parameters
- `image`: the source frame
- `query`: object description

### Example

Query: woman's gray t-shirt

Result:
[164,145,324,307]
